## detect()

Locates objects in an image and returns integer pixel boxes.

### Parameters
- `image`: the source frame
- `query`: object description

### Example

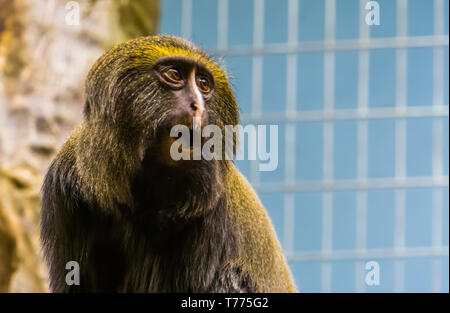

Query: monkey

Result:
[40,35,297,293]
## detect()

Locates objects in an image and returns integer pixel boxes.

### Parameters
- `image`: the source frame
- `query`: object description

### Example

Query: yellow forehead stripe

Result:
[148,45,227,82]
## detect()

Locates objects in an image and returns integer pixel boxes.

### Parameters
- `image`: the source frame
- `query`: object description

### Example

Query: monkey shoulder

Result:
[42,133,80,212]
[41,130,126,292]
[225,164,297,292]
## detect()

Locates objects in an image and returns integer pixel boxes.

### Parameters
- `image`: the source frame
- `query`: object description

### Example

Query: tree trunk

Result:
[0,0,160,292]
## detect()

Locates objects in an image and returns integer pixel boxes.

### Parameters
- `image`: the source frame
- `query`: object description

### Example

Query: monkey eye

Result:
[162,68,183,84]
[196,76,211,93]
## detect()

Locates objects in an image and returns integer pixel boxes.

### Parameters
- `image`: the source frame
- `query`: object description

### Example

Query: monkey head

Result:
[83,36,239,168]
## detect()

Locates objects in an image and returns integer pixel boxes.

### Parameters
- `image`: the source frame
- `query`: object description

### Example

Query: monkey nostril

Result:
[190,102,205,119]
[190,102,198,111]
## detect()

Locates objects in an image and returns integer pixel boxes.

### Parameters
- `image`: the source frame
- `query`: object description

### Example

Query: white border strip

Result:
[216,35,449,56]
[287,246,449,262]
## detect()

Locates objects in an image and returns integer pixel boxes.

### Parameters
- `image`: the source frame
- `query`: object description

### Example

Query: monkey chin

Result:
[159,136,193,167]
[151,129,206,169]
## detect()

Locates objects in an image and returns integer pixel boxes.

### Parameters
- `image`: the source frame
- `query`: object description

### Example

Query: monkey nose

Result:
[190,102,205,118]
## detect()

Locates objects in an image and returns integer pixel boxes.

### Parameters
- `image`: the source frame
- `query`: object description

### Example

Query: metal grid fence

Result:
[161,0,449,292]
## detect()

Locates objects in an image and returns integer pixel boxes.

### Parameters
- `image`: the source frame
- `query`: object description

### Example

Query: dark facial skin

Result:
[153,56,214,126]
[151,57,215,166]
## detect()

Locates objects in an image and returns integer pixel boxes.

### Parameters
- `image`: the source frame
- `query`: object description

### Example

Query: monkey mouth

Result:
[150,113,214,166]
[173,128,201,149]
[152,124,203,163]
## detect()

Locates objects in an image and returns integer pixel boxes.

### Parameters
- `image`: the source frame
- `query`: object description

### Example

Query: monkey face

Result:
[149,56,217,166]
[153,56,212,128]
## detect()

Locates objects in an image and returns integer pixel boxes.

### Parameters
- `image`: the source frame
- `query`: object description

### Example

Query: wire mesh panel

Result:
[160,0,449,292]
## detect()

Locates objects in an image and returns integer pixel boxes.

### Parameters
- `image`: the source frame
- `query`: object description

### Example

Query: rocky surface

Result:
[0,0,159,292]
